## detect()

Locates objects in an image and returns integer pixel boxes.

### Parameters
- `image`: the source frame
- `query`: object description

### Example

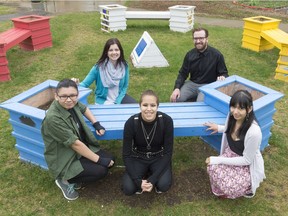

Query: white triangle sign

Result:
[130,31,169,68]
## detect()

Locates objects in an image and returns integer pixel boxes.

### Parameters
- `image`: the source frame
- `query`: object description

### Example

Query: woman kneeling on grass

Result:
[122,90,174,195]
[204,90,265,199]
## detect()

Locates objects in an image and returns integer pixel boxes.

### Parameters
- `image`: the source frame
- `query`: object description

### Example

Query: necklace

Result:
[141,120,157,150]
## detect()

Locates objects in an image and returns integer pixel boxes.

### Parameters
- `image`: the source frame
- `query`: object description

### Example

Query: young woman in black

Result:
[122,90,174,195]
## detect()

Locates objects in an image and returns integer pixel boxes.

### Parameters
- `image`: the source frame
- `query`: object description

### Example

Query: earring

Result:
[246,113,250,121]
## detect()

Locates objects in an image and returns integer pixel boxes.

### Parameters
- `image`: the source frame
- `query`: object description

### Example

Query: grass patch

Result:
[0,4,16,15]
[239,0,288,8]
[0,11,287,215]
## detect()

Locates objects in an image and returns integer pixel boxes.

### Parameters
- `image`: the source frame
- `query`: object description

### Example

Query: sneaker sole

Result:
[155,188,162,194]
[243,195,254,198]
[74,183,82,190]
[55,180,79,201]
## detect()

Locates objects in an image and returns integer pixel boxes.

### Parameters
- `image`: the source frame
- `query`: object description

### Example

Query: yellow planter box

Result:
[242,16,288,82]
[243,16,281,31]
[242,16,281,52]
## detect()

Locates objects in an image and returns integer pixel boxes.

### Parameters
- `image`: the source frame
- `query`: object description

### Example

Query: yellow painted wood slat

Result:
[242,40,274,52]
[242,35,271,46]
[261,29,288,50]
[276,65,288,74]
[280,45,288,55]
[275,72,288,82]
[278,56,288,65]
[242,29,262,39]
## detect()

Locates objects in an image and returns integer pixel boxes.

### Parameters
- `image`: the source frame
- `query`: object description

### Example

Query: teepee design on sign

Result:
[130,31,169,68]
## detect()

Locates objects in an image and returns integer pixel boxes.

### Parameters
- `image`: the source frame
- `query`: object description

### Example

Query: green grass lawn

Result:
[239,0,288,8]
[0,12,287,215]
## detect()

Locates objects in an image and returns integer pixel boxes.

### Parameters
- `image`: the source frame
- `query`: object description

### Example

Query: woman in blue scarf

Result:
[73,38,136,104]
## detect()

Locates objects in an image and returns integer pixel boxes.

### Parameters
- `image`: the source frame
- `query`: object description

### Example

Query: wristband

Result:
[97,157,111,167]
[93,121,105,131]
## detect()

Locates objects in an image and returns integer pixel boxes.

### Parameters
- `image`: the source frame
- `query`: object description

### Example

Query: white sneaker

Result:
[155,187,162,194]
[243,193,254,198]
[135,190,143,195]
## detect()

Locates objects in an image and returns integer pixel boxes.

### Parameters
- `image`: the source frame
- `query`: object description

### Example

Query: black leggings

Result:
[121,94,137,104]
[122,162,172,195]
[68,149,114,184]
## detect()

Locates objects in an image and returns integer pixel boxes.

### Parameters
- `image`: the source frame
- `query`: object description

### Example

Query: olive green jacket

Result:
[41,100,100,180]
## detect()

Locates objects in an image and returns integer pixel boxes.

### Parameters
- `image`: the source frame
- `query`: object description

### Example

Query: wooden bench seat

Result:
[87,102,227,141]
[0,28,31,50]
[125,11,170,19]
[261,29,288,49]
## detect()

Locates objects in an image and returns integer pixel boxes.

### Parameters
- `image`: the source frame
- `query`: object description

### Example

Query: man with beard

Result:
[170,28,228,102]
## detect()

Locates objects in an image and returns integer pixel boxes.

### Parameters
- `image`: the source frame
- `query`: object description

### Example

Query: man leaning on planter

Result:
[170,27,229,102]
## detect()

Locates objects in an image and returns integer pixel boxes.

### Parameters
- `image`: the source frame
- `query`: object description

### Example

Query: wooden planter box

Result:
[99,4,127,32]
[0,15,53,82]
[1,76,283,168]
[12,15,53,51]
[242,16,281,52]
[0,80,91,169]
[169,5,196,33]
[200,75,284,151]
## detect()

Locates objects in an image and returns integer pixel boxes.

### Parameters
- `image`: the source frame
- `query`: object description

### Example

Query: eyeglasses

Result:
[193,37,207,41]
[57,94,78,101]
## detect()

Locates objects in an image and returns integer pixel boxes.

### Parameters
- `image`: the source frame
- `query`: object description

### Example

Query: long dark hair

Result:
[225,90,255,140]
[97,38,127,68]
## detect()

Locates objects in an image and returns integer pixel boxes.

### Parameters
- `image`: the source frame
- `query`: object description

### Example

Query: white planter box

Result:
[169,5,195,17]
[98,4,127,16]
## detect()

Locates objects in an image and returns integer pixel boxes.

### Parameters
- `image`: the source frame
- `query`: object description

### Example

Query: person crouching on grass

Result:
[41,79,114,201]
[204,90,265,199]
[122,90,174,195]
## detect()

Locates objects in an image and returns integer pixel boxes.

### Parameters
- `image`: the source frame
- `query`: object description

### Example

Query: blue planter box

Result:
[200,75,284,151]
[0,80,91,169]
[0,76,284,169]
